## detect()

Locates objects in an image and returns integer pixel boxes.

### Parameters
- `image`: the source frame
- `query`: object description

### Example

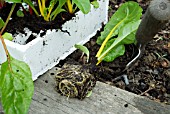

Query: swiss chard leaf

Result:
[97,1,142,45]
[102,39,125,62]
[97,20,141,64]
[0,57,34,114]
[73,0,91,14]
[96,1,142,64]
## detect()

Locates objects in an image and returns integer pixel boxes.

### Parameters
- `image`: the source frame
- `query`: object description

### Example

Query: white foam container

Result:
[0,0,109,80]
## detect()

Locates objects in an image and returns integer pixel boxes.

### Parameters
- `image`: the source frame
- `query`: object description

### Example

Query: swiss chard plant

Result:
[0,1,34,114]
[96,1,143,65]
[23,0,67,21]
[65,0,99,14]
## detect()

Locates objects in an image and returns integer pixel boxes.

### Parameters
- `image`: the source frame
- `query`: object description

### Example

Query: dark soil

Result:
[57,0,170,104]
[0,3,74,42]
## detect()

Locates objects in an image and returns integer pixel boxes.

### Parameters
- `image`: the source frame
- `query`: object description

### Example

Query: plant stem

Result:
[67,0,73,14]
[38,0,44,17]
[0,4,15,34]
[0,3,16,71]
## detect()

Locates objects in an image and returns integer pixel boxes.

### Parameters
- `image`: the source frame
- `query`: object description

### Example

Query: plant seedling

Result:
[75,44,90,63]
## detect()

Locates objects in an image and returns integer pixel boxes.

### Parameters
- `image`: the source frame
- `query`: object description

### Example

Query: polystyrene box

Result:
[0,0,109,80]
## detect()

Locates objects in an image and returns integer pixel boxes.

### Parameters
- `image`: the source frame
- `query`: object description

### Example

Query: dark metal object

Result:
[125,0,170,70]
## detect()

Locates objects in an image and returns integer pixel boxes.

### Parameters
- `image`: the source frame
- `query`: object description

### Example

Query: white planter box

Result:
[0,0,109,81]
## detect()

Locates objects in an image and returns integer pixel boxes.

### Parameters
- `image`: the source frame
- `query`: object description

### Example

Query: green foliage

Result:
[0,17,4,29]
[91,0,99,8]
[2,32,14,41]
[0,57,34,114]
[72,0,91,14]
[17,9,24,17]
[66,0,91,14]
[75,44,90,62]
[5,0,22,3]
[96,1,142,64]
[50,0,67,21]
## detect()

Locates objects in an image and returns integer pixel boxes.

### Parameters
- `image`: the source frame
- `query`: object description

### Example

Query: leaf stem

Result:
[67,0,73,14]
[38,0,44,17]
[0,3,16,71]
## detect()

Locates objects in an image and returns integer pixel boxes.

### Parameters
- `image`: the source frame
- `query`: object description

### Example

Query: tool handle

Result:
[136,0,170,48]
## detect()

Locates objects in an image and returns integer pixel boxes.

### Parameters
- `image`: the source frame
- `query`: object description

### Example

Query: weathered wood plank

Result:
[29,67,170,114]
[0,66,170,114]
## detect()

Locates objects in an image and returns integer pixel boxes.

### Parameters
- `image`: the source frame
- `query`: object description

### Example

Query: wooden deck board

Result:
[29,67,170,114]
[0,66,170,114]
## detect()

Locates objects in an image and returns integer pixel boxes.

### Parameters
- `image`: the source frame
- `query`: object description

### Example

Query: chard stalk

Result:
[38,0,44,17]
[47,2,55,21]
[67,0,73,14]
[96,19,125,58]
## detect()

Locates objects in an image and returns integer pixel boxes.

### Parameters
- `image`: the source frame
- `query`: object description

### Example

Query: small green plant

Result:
[0,1,34,114]
[16,9,24,17]
[96,1,142,65]
[75,44,90,63]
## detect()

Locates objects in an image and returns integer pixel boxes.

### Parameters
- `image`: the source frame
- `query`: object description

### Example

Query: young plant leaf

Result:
[102,39,125,62]
[16,9,24,17]
[96,1,142,64]
[96,1,142,58]
[75,44,90,62]
[0,17,4,29]
[2,32,14,41]
[0,57,34,114]
[72,0,91,14]
[97,20,141,64]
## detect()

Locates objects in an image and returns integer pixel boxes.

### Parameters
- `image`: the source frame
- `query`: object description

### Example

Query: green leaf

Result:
[0,17,4,29]
[103,39,125,62]
[0,57,34,114]
[5,0,22,3]
[51,0,67,20]
[16,9,24,17]
[91,1,99,8]
[73,0,91,14]
[2,32,14,41]
[97,1,142,45]
[75,44,90,62]
[96,1,142,64]
[98,20,141,62]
